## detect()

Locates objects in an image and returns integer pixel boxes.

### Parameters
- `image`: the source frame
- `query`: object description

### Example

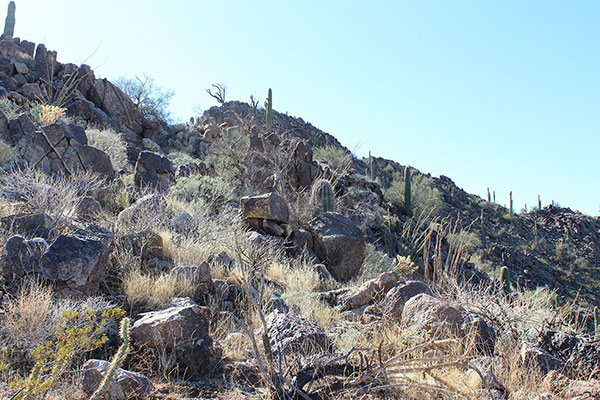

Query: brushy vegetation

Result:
[384,169,444,216]
[313,145,353,176]
[86,129,128,172]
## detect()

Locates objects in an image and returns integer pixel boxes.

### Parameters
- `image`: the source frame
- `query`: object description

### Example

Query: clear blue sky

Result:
[14,0,600,216]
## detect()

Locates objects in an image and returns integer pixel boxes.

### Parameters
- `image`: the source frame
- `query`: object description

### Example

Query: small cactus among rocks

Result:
[404,166,412,216]
[311,179,334,215]
[500,266,511,295]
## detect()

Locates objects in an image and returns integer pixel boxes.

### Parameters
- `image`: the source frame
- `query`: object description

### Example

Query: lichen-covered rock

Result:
[240,192,289,224]
[39,234,108,295]
[338,270,400,310]
[81,359,153,399]
[259,310,331,357]
[0,235,47,282]
[307,212,365,282]
[537,330,600,379]
[402,294,495,354]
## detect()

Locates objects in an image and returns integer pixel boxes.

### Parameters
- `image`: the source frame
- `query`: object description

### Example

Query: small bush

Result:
[86,129,128,172]
[0,96,21,120]
[313,145,353,176]
[170,174,238,204]
[167,152,201,169]
[142,137,162,154]
[0,138,15,167]
[28,103,65,126]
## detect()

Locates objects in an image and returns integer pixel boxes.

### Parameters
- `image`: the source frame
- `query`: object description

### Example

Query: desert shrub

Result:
[0,169,102,225]
[28,103,65,126]
[167,152,201,169]
[354,243,398,283]
[447,230,482,254]
[170,174,238,204]
[0,138,15,167]
[0,96,21,120]
[313,145,353,176]
[86,129,128,172]
[384,172,444,216]
[114,74,174,123]
[204,125,248,195]
[142,137,162,154]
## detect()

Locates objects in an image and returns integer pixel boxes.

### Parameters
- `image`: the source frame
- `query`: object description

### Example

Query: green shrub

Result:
[313,145,353,175]
[0,138,15,167]
[0,96,21,120]
[142,137,162,154]
[86,129,128,172]
[384,172,444,217]
[167,152,201,169]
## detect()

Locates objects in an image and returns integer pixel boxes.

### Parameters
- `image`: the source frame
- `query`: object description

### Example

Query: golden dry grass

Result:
[123,269,197,310]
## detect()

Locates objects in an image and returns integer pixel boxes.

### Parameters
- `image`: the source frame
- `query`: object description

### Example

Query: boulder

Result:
[74,196,103,220]
[81,359,153,399]
[0,212,53,239]
[75,144,115,178]
[537,330,600,379]
[131,297,213,376]
[307,212,366,282]
[134,151,174,191]
[170,262,212,295]
[89,78,143,134]
[240,192,289,224]
[39,234,108,295]
[383,280,432,320]
[19,83,42,101]
[0,235,47,282]
[260,311,331,357]
[402,294,495,354]
[520,342,564,375]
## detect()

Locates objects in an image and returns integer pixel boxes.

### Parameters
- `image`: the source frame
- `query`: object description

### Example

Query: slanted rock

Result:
[89,78,143,134]
[260,310,331,357]
[240,192,289,224]
[81,359,153,399]
[337,270,401,310]
[307,212,366,282]
[0,235,47,282]
[39,234,108,295]
[402,294,495,354]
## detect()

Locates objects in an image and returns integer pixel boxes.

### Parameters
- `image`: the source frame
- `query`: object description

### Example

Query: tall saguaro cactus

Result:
[509,191,513,217]
[538,194,542,210]
[404,166,412,216]
[265,88,273,132]
[3,1,15,37]
[368,151,374,180]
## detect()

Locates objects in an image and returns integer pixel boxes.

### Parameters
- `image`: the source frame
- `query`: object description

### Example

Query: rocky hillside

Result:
[0,32,599,400]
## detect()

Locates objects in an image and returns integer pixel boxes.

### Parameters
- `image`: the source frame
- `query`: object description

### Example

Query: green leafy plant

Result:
[86,129,128,172]
[88,317,131,400]
[115,74,174,123]
[11,308,126,400]
[312,145,353,177]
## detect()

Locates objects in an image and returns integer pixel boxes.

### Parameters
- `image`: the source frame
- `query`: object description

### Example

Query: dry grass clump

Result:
[0,138,15,167]
[123,269,197,310]
[86,128,128,172]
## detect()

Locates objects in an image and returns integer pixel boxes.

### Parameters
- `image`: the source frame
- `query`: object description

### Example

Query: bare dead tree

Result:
[206,83,227,104]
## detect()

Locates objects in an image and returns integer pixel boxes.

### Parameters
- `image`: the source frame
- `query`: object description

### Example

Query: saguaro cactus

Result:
[368,151,374,181]
[89,317,131,400]
[3,1,15,37]
[487,187,491,202]
[404,166,412,216]
[538,194,542,210]
[509,191,513,217]
[265,88,273,132]
[311,179,334,215]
